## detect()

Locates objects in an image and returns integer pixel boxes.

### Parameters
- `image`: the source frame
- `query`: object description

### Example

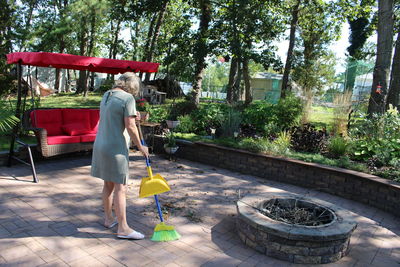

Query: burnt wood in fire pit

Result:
[236,193,357,264]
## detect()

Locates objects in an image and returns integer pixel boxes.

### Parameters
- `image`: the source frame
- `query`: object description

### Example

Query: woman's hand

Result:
[135,111,141,121]
[139,145,149,159]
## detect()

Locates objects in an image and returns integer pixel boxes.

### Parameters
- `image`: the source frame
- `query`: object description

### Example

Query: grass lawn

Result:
[309,106,335,130]
[0,135,37,151]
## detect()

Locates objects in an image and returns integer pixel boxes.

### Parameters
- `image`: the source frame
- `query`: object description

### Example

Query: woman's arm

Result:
[124,116,149,158]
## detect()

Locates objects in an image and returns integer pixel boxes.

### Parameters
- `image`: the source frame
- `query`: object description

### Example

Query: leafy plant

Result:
[326,135,348,158]
[164,130,177,147]
[175,114,196,133]
[242,96,303,136]
[190,103,226,135]
[272,131,292,154]
[349,105,400,164]
[238,138,271,153]
[290,124,327,153]
[219,108,241,137]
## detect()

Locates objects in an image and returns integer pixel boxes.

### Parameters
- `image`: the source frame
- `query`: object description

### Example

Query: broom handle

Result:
[138,122,164,222]
[154,195,164,223]
[137,122,151,167]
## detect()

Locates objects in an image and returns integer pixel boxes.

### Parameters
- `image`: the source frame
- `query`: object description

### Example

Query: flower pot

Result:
[166,120,180,129]
[164,145,179,154]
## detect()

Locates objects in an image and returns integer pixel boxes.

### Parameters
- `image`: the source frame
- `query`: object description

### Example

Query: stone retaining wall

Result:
[153,136,400,217]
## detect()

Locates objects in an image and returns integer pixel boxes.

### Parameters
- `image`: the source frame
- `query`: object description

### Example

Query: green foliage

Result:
[238,137,271,153]
[327,135,348,158]
[147,105,169,123]
[272,131,291,154]
[242,95,303,135]
[349,106,400,165]
[274,94,303,129]
[190,102,227,134]
[164,130,177,147]
[175,114,196,133]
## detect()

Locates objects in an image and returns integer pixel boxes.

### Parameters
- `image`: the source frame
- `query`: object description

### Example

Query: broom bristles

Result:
[151,222,181,242]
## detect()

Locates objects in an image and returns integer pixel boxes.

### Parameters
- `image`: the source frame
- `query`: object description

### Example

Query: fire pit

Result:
[236,193,357,264]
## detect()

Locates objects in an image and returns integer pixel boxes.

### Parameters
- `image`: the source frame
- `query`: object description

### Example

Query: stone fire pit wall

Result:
[152,137,400,217]
[236,193,358,264]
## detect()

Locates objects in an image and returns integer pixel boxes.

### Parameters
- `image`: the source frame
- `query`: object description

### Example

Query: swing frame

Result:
[6,52,159,183]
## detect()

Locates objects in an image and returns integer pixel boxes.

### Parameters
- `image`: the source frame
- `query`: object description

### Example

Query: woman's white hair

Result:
[113,72,142,96]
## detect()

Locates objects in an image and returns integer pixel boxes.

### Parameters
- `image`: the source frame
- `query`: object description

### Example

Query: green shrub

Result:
[175,114,196,133]
[242,101,275,134]
[238,137,270,153]
[327,135,348,158]
[242,95,303,136]
[274,94,303,129]
[349,105,400,165]
[190,103,227,134]
[147,105,169,123]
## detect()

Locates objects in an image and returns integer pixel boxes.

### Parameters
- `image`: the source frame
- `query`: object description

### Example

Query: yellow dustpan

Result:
[139,162,170,198]
[137,123,170,198]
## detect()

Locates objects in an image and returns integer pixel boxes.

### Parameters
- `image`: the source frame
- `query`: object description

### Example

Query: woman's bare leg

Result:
[114,183,133,235]
[102,181,115,226]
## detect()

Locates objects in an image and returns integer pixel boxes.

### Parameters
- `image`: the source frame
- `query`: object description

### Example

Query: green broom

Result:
[150,194,181,242]
[137,123,180,241]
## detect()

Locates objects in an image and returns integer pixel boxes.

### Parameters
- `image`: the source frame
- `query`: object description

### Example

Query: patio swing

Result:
[6,51,160,183]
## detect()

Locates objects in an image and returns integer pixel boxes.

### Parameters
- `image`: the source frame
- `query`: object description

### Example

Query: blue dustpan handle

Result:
[140,138,151,167]
[139,130,163,222]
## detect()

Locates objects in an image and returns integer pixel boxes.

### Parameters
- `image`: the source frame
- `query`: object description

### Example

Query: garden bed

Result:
[153,136,400,217]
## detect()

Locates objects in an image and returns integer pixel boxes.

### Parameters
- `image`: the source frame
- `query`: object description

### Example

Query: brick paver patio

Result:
[0,152,399,266]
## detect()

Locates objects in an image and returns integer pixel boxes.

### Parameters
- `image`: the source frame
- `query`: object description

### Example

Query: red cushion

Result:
[30,109,63,136]
[62,123,91,136]
[89,109,100,132]
[62,109,91,129]
[47,135,80,145]
[80,134,97,143]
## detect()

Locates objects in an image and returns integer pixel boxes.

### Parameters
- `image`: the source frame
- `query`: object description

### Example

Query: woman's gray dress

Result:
[91,90,136,185]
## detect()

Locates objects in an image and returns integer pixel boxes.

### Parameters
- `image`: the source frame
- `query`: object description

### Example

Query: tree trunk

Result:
[226,57,238,104]
[76,17,88,94]
[142,13,157,62]
[19,0,37,51]
[281,0,300,98]
[243,57,252,105]
[367,0,394,115]
[386,30,400,109]
[191,0,211,107]
[144,0,169,83]
[233,61,242,102]
[344,58,358,93]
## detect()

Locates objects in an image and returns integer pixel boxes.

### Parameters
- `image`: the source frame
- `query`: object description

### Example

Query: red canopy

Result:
[7,52,159,74]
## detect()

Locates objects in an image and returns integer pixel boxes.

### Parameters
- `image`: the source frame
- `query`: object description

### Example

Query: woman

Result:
[91,72,149,240]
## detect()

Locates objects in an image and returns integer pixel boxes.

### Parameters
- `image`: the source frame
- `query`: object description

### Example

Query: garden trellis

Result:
[6,52,159,183]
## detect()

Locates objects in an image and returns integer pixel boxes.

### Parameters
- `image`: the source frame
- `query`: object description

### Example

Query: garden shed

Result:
[250,72,283,103]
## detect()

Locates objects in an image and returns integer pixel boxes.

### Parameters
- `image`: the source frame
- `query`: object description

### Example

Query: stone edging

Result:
[153,136,400,217]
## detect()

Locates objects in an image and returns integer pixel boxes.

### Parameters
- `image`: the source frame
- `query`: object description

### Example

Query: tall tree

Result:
[367,0,394,115]
[386,26,400,109]
[144,0,169,82]
[281,0,301,99]
[292,1,340,122]
[191,0,212,106]
[344,0,376,94]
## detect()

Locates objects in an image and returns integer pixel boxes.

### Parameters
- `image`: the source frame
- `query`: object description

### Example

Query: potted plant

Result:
[164,130,179,154]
